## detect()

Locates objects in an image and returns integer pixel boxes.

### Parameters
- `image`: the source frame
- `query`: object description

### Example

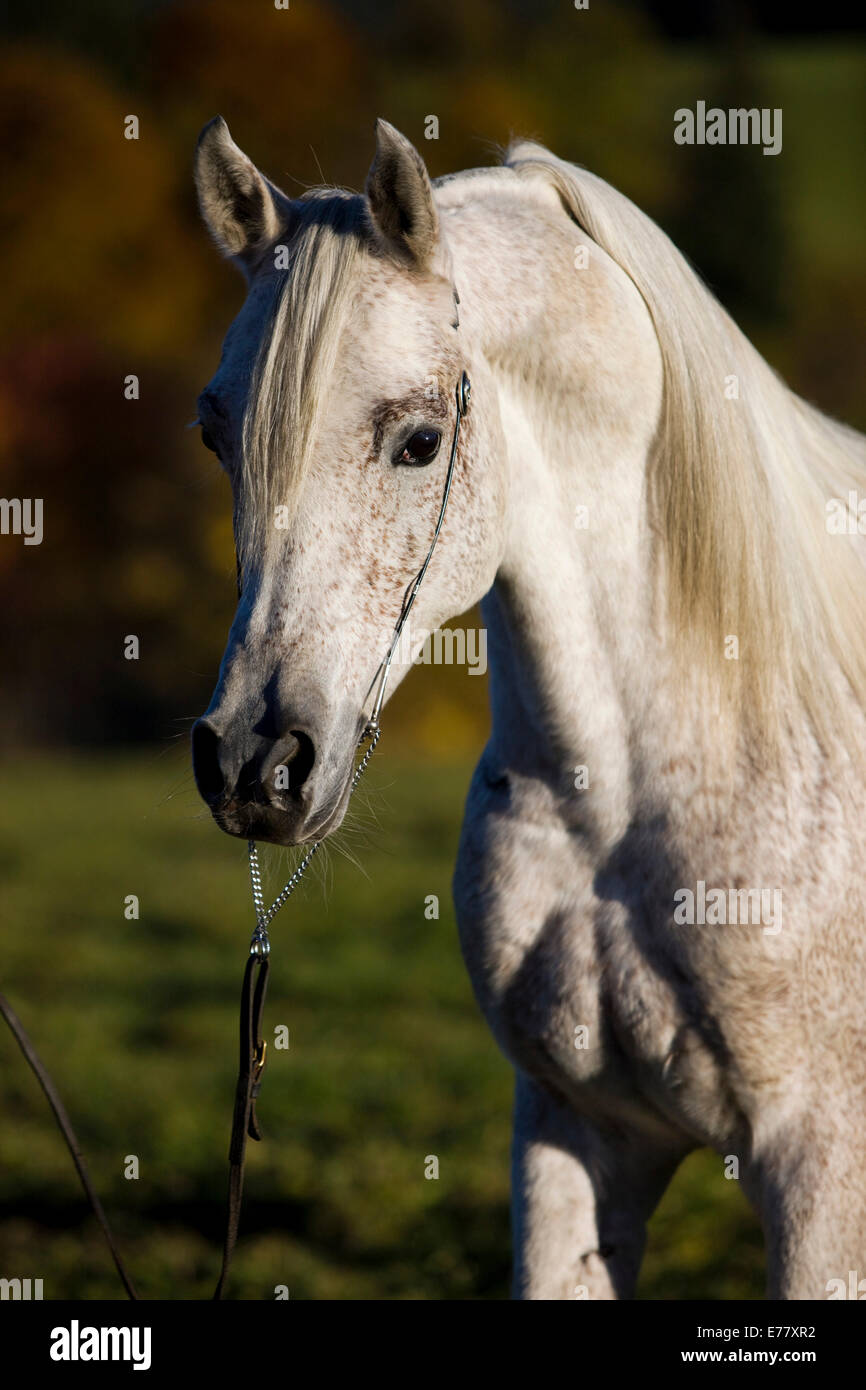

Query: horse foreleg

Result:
[744,1111,866,1300]
[510,1069,689,1300]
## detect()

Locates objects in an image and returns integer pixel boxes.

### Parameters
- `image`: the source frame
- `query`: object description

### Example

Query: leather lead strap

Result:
[214,952,270,1300]
[0,954,269,1302]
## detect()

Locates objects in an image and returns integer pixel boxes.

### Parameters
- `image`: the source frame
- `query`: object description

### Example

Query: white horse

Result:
[191,116,866,1300]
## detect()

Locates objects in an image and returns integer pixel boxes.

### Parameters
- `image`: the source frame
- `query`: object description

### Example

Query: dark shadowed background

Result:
[0,0,863,1298]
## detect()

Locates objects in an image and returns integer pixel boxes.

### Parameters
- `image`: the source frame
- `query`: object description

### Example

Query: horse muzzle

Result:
[191,713,357,846]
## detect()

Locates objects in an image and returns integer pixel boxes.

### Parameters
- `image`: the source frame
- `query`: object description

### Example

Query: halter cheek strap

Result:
[247,369,472,952]
[361,370,471,741]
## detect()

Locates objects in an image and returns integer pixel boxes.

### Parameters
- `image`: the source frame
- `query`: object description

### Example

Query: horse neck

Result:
[448,172,866,846]
[454,183,667,846]
[482,405,659,849]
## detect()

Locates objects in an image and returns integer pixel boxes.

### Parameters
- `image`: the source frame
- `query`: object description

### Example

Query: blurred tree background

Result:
[0,0,864,749]
[0,0,863,1299]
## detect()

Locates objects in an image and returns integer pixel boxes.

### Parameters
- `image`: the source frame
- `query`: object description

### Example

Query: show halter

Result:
[0,370,471,1301]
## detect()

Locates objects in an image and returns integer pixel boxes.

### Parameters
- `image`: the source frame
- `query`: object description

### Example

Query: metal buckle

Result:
[250,926,270,958]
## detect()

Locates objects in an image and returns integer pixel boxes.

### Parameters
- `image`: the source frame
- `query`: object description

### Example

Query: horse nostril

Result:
[191,721,226,805]
[287,730,316,790]
[264,729,317,800]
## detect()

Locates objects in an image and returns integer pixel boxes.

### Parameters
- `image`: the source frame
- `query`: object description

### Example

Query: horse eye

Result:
[200,427,218,454]
[396,428,441,466]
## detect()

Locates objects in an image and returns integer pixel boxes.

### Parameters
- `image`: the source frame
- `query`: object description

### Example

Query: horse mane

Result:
[241,142,866,761]
[240,188,368,568]
[504,139,866,761]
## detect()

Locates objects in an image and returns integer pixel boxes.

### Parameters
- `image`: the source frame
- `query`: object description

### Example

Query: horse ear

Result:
[194,117,290,269]
[365,119,439,268]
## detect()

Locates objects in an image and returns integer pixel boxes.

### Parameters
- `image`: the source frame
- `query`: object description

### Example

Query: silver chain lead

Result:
[248,724,381,956]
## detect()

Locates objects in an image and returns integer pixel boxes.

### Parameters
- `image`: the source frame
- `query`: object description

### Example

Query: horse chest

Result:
[463,891,737,1140]
[454,782,737,1138]
[460,883,655,1084]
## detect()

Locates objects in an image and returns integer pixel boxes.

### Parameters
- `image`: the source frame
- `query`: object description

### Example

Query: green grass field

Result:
[0,750,764,1299]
